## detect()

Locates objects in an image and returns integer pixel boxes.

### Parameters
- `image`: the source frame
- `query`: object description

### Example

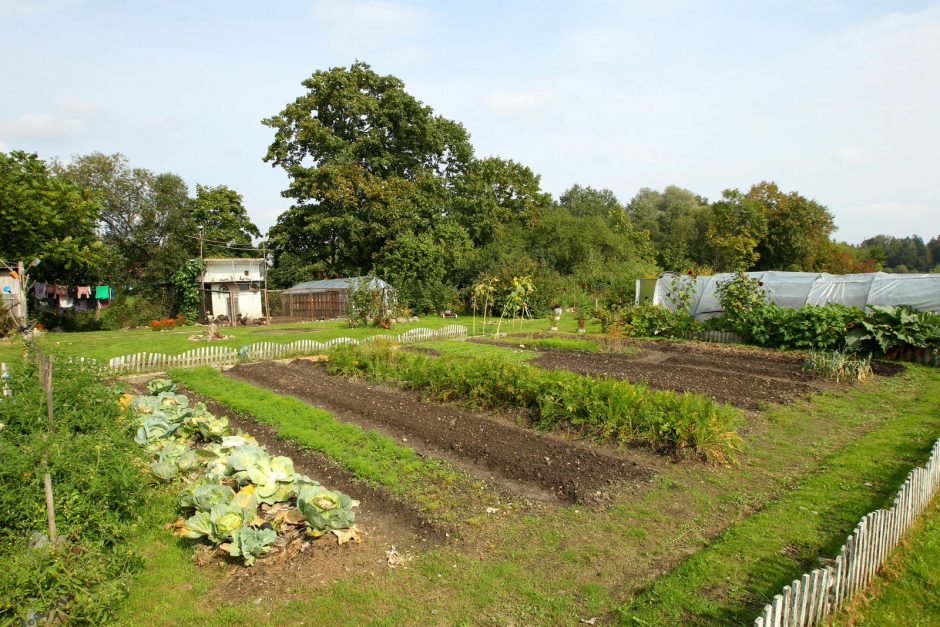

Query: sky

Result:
[2,0,939,244]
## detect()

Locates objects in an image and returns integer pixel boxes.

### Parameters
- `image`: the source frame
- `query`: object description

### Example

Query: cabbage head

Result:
[135,413,179,445]
[147,378,177,394]
[228,527,277,566]
[191,483,235,512]
[297,486,356,531]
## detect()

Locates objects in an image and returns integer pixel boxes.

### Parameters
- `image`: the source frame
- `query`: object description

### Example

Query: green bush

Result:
[846,305,940,356]
[0,358,148,623]
[620,304,702,338]
[327,345,741,463]
[714,273,865,350]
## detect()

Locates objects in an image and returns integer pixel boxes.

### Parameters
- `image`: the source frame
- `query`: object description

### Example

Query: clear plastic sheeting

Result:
[646,271,940,319]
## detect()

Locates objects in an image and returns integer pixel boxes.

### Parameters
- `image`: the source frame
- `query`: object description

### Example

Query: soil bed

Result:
[164,384,440,603]
[476,336,815,409]
[226,361,652,503]
[482,335,902,409]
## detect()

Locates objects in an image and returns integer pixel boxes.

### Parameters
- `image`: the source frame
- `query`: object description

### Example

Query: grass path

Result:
[113,361,940,625]
[617,366,940,625]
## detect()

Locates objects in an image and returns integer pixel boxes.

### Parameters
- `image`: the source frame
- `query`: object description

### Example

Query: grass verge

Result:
[617,365,940,625]
[168,366,483,529]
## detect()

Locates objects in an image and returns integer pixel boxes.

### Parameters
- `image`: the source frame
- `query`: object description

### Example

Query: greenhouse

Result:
[641,271,940,319]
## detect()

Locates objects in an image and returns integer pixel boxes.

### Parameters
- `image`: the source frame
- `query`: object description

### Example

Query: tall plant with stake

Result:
[495,276,534,337]
[471,277,498,337]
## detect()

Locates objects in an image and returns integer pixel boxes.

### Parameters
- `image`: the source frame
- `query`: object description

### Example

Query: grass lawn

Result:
[112,355,940,625]
[0,315,557,365]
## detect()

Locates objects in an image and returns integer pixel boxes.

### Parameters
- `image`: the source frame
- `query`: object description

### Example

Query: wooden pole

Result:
[39,354,57,544]
[262,247,270,325]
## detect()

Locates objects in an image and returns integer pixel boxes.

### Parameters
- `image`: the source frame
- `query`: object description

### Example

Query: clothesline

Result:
[33,282,114,313]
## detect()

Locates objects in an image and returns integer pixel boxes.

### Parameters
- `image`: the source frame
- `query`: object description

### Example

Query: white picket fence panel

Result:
[683,329,743,344]
[754,435,940,626]
[106,324,467,374]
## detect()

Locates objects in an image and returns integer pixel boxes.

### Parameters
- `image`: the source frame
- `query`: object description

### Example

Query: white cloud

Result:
[0,97,98,143]
[148,115,183,131]
[55,97,97,117]
[563,27,647,64]
[484,88,553,116]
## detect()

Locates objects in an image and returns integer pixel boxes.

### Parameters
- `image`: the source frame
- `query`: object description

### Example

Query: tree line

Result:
[2,61,939,321]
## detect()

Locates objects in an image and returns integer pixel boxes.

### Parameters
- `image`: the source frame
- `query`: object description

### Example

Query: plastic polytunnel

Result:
[641,271,940,319]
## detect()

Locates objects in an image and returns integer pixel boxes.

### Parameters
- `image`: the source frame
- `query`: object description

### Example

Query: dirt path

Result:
[226,361,653,503]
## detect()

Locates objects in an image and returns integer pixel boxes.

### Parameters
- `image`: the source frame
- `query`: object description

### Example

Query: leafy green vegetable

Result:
[228,527,277,565]
[297,486,357,531]
[146,378,177,394]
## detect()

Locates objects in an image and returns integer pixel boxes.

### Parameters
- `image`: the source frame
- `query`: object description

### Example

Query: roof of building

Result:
[284,276,393,293]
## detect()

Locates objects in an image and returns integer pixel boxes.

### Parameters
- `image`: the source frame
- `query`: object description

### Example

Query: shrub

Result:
[715,273,865,350]
[327,345,741,464]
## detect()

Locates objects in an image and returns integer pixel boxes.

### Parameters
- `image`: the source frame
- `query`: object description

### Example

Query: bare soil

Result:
[226,361,653,504]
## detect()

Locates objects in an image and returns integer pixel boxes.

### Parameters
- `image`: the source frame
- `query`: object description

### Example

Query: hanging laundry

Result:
[34,282,47,297]
[76,286,91,298]
[59,296,74,309]
[55,285,67,297]
[75,299,88,312]
[95,285,110,299]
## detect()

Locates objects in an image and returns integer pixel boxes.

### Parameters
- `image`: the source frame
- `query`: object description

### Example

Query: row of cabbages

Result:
[121,378,358,565]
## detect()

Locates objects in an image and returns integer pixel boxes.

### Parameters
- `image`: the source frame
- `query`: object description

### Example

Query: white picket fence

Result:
[754,434,940,626]
[106,324,467,374]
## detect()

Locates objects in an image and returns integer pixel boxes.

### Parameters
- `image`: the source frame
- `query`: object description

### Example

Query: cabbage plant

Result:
[228,527,277,565]
[297,486,357,531]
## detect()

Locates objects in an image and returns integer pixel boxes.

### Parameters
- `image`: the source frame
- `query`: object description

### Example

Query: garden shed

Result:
[195,258,267,322]
[280,277,394,320]
[646,271,940,319]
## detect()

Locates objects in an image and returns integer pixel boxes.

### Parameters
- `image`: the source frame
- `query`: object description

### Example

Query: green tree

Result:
[626,186,711,270]
[558,184,622,219]
[376,220,473,312]
[747,181,835,271]
[263,62,474,276]
[53,152,156,280]
[0,150,103,283]
[450,157,553,247]
[707,189,767,271]
[191,184,261,257]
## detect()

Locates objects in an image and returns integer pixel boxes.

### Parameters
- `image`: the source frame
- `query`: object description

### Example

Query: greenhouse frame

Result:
[639,271,940,319]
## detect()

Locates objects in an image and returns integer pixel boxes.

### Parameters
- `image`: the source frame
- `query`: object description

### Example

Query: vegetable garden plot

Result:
[226,361,653,503]
[123,379,362,570]
[509,340,836,410]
